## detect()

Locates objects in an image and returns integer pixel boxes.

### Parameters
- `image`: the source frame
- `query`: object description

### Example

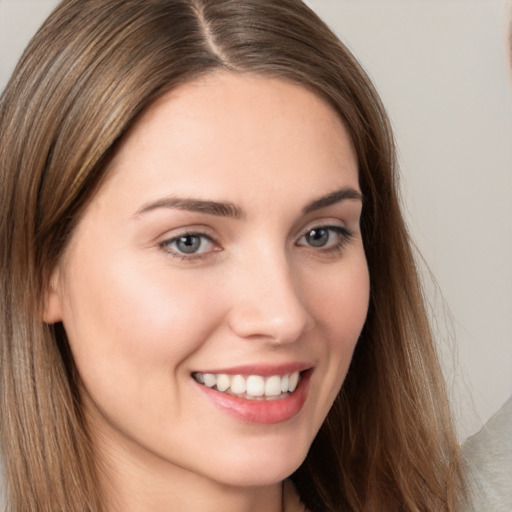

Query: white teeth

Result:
[265,375,282,397]
[216,374,230,392]
[246,375,265,397]
[281,374,289,393]
[289,371,299,392]
[193,371,303,398]
[203,373,216,388]
[230,375,246,394]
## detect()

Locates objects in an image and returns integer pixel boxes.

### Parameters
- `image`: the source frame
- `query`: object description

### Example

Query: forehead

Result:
[133,71,345,132]
[96,71,359,211]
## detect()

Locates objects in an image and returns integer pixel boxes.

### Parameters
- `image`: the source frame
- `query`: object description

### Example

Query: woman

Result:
[0,0,466,510]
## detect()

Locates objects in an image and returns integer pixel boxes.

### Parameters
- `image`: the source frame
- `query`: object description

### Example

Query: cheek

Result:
[311,254,370,344]
[59,250,225,392]
[58,253,234,446]
[306,253,369,392]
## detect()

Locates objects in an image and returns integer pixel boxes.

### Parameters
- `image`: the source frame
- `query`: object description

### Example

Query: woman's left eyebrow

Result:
[302,187,363,214]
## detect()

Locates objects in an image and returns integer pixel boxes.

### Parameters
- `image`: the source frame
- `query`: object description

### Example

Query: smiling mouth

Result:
[192,371,302,400]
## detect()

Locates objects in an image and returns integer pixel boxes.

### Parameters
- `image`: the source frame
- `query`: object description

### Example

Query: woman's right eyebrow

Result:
[133,197,246,220]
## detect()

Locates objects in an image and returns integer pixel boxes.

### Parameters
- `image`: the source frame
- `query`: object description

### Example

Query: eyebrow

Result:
[134,187,362,220]
[135,197,245,220]
[302,187,363,214]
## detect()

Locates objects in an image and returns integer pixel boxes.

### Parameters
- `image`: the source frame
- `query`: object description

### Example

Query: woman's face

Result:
[46,72,369,490]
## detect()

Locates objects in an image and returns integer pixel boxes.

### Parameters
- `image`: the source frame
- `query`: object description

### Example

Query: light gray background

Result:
[1,0,511,443]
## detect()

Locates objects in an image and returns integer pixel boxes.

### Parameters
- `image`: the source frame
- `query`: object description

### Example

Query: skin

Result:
[45,72,370,512]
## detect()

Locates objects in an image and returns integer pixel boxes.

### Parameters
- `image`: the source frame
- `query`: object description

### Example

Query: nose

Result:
[226,252,315,344]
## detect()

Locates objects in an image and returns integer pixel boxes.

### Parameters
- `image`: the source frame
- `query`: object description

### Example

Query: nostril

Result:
[227,303,314,344]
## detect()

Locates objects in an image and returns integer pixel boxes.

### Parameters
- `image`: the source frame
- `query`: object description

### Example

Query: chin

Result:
[201,436,310,488]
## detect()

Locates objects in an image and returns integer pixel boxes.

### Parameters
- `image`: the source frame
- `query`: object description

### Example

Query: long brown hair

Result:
[0,1,465,510]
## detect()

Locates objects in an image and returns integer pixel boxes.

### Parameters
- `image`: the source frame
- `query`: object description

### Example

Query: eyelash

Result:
[296,225,354,256]
[159,225,354,261]
[159,232,217,261]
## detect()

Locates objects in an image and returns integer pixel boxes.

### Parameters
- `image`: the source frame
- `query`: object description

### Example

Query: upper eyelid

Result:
[154,215,355,243]
[297,225,353,241]
[157,222,351,243]
[161,231,217,248]
[296,218,350,236]
[157,225,218,242]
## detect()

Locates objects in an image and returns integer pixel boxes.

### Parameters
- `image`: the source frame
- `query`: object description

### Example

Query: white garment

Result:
[462,395,512,511]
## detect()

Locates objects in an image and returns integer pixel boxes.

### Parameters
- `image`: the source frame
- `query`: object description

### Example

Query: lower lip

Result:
[195,371,312,425]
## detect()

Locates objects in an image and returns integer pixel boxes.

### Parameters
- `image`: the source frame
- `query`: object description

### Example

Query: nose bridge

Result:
[227,245,314,343]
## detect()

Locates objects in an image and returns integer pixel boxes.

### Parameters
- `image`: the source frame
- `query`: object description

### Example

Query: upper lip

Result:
[192,362,312,377]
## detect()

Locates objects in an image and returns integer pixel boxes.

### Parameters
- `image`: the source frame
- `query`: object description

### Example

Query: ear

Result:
[42,268,63,324]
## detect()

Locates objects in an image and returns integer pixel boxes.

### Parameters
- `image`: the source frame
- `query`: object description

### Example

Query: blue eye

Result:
[297,226,352,250]
[304,227,331,247]
[161,233,215,256]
